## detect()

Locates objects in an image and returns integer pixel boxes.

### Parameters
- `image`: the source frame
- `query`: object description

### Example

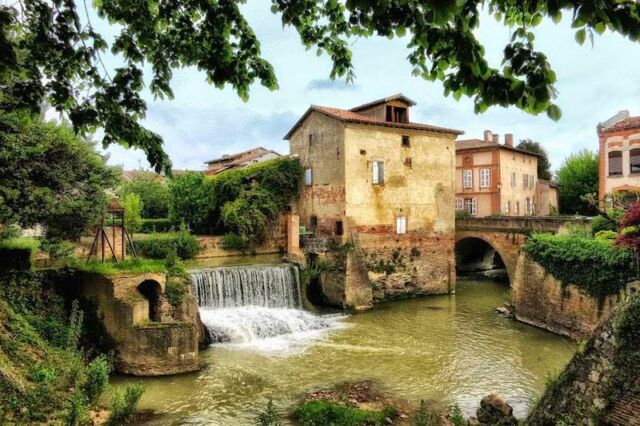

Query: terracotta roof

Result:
[204,147,279,165]
[349,93,417,112]
[204,147,281,176]
[538,179,558,188]
[456,138,543,157]
[284,105,463,139]
[602,116,640,133]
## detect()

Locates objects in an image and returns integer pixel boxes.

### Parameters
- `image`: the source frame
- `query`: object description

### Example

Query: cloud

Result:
[306,79,359,91]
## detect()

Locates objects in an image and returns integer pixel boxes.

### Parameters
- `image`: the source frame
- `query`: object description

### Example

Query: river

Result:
[114,277,575,425]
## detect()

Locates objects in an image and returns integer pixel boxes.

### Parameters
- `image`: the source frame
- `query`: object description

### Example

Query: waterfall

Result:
[190,264,339,347]
[191,264,303,309]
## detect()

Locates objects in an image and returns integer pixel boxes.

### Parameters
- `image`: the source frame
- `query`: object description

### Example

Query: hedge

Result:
[139,218,173,234]
[524,233,635,298]
[132,228,200,260]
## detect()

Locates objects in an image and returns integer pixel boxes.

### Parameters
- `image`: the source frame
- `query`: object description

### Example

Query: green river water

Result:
[114,279,576,425]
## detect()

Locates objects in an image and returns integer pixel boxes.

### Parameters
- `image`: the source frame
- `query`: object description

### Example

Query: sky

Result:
[94,2,640,174]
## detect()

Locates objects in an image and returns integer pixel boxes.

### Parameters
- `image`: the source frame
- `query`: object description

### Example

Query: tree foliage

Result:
[167,172,212,234]
[118,172,169,219]
[616,202,640,257]
[122,193,143,233]
[2,1,639,171]
[516,139,552,180]
[556,149,599,215]
[0,110,119,240]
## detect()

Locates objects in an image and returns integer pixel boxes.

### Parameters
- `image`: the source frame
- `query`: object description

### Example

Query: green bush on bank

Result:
[133,225,200,260]
[293,401,398,426]
[591,215,617,234]
[524,233,635,298]
[139,218,173,233]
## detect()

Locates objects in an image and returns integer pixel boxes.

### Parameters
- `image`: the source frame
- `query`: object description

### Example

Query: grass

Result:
[66,258,168,275]
[0,237,41,251]
[293,401,398,426]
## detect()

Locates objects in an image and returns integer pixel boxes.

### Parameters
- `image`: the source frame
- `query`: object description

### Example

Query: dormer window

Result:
[385,105,409,123]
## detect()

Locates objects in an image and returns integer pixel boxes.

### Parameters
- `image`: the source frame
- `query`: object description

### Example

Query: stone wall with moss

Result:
[527,291,640,425]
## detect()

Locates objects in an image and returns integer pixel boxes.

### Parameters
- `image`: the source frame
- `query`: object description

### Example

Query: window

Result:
[515,201,520,215]
[511,172,516,188]
[464,198,478,216]
[529,175,535,189]
[372,161,384,184]
[402,135,410,147]
[394,107,408,123]
[308,134,314,144]
[631,149,640,174]
[480,168,491,188]
[609,151,623,176]
[505,201,511,214]
[525,198,531,215]
[310,215,318,231]
[523,173,529,188]
[304,168,313,186]
[396,216,407,234]
[463,169,473,188]
[455,198,464,210]
[386,105,393,122]
[335,220,344,236]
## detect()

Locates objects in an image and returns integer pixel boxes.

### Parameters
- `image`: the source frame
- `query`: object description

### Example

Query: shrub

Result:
[41,238,75,261]
[412,400,440,426]
[447,404,466,426]
[455,210,471,219]
[594,230,617,241]
[222,233,251,253]
[122,193,143,233]
[64,391,92,426]
[293,401,397,426]
[254,399,282,426]
[82,355,112,406]
[133,225,200,260]
[139,218,173,233]
[165,279,186,306]
[118,171,169,219]
[614,294,640,348]
[524,233,635,298]
[107,383,145,426]
[592,215,617,234]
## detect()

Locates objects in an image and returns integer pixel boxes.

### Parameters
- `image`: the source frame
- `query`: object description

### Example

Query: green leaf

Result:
[546,104,562,121]
[575,29,586,45]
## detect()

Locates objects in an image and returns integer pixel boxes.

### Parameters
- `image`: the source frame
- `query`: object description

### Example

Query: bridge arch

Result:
[455,231,524,284]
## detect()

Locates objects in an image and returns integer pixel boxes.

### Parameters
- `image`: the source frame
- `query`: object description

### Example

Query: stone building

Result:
[204,146,281,176]
[455,131,557,216]
[285,94,463,309]
[597,111,640,200]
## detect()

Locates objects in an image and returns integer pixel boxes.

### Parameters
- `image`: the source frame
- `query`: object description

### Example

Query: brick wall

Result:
[511,252,618,340]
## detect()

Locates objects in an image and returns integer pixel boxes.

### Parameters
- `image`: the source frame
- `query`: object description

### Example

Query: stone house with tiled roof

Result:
[597,111,640,200]
[455,131,558,217]
[285,94,462,309]
[204,147,281,176]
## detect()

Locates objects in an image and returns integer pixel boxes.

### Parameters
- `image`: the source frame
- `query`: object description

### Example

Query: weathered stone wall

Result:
[527,293,640,425]
[71,272,201,376]
[511,252,619,340]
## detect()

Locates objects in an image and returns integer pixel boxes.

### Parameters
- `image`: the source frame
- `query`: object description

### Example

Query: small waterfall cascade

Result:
[190,264,337,346]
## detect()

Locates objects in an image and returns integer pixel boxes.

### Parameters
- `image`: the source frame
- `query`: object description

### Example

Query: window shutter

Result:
[372,161,379,184]
[378,161,384,184]
[396,216,407,234]
[304,168,313,185]
[471,198,478,216]
[609,151,623,176]
[631,149,640,173]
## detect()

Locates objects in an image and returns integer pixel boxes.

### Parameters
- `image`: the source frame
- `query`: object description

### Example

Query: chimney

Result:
[484,130,492,143]
[505,133,514,147]
[492,133,499,144]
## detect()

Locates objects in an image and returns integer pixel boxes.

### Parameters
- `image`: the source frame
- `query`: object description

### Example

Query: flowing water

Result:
[114,273,576,425]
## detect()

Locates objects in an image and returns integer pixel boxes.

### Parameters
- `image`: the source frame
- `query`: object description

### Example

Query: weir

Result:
[190,264,333,344]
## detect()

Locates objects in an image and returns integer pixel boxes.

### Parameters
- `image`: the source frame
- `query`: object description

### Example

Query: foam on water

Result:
[190,264,344,352]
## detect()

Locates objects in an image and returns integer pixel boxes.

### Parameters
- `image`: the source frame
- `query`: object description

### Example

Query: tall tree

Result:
[516,139,553,180]
[0,109,119,240]
[118,171,169,219]
[556,149,599,216]
[1,1,639,172]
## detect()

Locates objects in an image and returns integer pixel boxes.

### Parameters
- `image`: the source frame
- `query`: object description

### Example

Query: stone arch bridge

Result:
[455,216,592,283]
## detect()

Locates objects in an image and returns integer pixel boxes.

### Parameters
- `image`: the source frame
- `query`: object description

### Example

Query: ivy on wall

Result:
[524,233,635,299]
